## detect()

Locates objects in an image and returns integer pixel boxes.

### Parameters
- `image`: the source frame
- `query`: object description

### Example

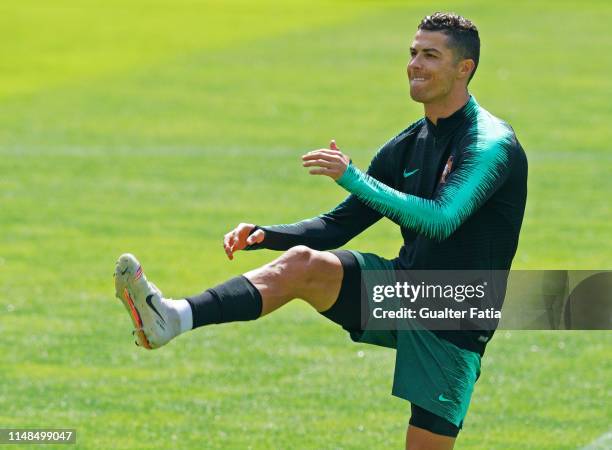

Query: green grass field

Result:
[1,1,611,448]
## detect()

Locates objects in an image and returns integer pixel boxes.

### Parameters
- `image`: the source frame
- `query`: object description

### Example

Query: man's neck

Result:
[424,90,470,125]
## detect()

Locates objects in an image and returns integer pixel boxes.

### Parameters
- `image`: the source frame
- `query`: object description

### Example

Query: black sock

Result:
[185,276,263,329]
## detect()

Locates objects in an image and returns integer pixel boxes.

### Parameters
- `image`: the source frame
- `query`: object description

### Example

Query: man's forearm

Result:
[336,141,510,242]
[246,217,356,251]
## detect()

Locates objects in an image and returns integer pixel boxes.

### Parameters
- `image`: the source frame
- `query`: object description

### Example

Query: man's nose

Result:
[408,56,420,72]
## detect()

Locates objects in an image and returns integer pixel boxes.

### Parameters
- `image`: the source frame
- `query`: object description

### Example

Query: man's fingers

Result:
[303,149,341,158]
[253,229,265,244]
[224,229,240,259]
[224,233,233,251]
[246,229,265,245]
[302,159,335,169]
[224,223,259,259]
[236,223,252,238]
[224,238,234,260]
[245,231,256,245]
[302,151,341,162]
[228,233,238,251]
[309,167,334,176]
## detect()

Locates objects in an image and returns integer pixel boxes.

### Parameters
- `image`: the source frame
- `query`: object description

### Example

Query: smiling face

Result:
[407,30,472,106]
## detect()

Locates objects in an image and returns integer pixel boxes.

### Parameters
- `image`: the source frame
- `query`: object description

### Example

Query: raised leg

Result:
[244,245,344,315]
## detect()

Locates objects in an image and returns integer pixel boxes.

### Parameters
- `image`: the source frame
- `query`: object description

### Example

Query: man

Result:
[114,12,527,449]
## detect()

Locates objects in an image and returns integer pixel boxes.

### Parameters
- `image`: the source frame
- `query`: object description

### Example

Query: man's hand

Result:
[302,139,350,181]
[223,223,265,260]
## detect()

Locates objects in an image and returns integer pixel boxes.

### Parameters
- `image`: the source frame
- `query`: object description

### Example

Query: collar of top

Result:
[425,95,478,138]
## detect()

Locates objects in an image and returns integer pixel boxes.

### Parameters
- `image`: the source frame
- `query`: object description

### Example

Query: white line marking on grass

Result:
[580,430,612,450]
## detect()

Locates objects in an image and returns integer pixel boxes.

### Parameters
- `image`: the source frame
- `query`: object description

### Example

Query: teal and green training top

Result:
[249,97,528,353]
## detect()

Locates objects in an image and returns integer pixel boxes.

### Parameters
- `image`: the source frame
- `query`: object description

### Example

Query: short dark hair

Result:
[418,12,480,83]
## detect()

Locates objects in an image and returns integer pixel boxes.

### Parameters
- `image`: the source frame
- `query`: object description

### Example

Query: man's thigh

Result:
[247,245,344,315]
[318,250,363,330]
[299,248,346,312]
[319,250,399,348]
[393,326,481,431]
[406,424,456,450]
[319,249,475,443]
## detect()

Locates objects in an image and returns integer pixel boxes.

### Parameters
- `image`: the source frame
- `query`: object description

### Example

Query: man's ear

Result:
[457,59,475,80]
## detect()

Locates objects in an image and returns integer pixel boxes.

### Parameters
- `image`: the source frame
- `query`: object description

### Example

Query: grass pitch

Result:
[0,1,610,448]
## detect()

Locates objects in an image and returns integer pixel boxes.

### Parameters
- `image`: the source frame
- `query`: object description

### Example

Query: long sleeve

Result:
[246,121,420,251]
[246,194,383,251]
[336,113,518,242]
[246,143,398,251]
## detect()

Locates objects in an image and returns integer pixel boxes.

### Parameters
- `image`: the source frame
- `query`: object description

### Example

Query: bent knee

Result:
[283,245,316,265]
[281,246,340,281]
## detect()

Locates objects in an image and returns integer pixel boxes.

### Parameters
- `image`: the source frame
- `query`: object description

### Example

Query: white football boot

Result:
[114,253,180,349]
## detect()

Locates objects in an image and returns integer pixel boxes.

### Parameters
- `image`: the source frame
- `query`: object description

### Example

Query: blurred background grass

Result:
[0,1,610,448]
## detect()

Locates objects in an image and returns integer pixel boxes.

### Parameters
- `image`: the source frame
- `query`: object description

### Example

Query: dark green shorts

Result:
[324,250,482,428]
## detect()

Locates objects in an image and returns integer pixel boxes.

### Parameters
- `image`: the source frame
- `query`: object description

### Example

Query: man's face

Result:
[407,30,465,104]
